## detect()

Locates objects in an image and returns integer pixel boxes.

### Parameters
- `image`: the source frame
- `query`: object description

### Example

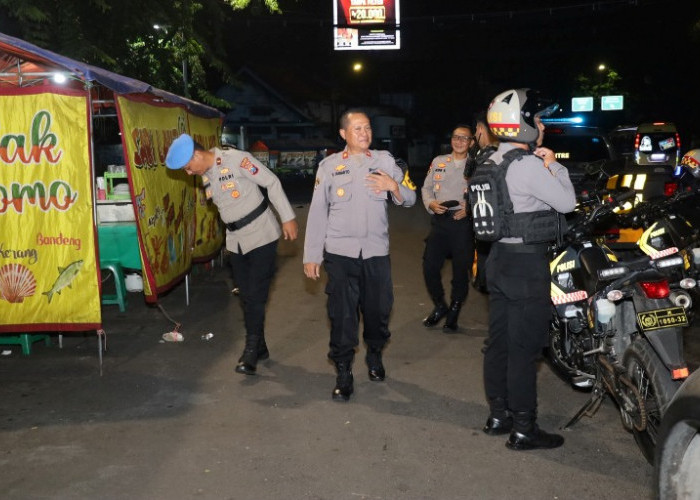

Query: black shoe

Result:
[235,336,263,376]
[332,363,354,401]
[423,301,448,327]
[506,426,564,450]
[366,349,385,382]
[235,348,258,375]
[442,300,463,332]
[332,373,354,401]
[483,416,513,436]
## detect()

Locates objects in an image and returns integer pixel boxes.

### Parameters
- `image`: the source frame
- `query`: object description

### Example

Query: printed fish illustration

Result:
[43,259,83,303]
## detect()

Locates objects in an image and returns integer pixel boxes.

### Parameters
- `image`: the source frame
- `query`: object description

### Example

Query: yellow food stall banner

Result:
[0,88,101,332]
[115,95,222,302]
[188,113,225,262]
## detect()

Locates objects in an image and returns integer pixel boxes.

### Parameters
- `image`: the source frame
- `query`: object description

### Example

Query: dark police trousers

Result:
[483,242,551,414]
[229,240,278,341]
[422,213,474,303]
[323,252,393,364]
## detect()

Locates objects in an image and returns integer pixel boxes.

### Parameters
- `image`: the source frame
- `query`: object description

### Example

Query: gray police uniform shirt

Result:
[489,142,576,244]
[202,148,296,254]
[303,149,416,264]
[421,154,468,214]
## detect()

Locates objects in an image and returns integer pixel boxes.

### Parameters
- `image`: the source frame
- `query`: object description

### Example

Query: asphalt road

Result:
[1,198,699,499]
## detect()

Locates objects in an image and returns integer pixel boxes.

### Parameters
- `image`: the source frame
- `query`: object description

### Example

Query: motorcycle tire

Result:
[623,339,682,464]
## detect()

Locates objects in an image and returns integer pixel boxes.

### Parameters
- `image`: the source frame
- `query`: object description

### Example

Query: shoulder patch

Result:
[401,170,416,191]
[240,157,259,175]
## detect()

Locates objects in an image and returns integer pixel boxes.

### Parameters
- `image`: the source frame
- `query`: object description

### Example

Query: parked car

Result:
[635,122,682,168]
[655,366,700,499]
[609,125,637,160]
[542,125,622,195]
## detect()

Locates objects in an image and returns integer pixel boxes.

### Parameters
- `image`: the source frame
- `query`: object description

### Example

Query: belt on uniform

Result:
[225,199,268,231]
[494,242,549,254]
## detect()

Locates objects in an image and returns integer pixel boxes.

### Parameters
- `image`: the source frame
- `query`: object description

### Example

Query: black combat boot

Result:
[506,410,564,450]
[423,297,449,327]
[483,397,513,436]
[442,300,463,332]
[332,362,354,402]
[366,346,385,382]
[235,336,262,375]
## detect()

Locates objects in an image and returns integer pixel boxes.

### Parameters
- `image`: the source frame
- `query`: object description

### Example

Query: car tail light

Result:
[664,182,678,196]
[671,367,689,380]
[640,279,670,299]
[546,127,565,135]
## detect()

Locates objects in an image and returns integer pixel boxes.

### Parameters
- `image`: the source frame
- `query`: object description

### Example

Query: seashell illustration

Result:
[0,263,37,303]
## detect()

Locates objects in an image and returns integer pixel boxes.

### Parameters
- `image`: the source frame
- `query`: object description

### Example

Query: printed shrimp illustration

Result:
[43,259,83,303]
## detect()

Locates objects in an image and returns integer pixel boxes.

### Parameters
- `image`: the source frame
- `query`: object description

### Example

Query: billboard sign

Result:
[571,97,593,112]
[334,0,400,51]
[601,95,624,111]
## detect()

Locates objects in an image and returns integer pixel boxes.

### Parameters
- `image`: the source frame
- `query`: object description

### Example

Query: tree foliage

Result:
[573,68,622,99]
[0,0,281,107]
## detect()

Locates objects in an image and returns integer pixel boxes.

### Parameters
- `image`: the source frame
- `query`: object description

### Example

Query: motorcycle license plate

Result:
[637,307,689,332]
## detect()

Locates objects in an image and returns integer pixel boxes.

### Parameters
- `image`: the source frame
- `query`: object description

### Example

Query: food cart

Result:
[0,32,224,348]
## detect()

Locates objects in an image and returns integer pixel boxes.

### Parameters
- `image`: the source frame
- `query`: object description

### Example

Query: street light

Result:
[598,63,606,72]
[352,62,363,73]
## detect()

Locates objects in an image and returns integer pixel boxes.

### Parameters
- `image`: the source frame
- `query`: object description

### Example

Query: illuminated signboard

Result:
[334,0,400,51]
[571,97,593,112]
[601,95,624,111]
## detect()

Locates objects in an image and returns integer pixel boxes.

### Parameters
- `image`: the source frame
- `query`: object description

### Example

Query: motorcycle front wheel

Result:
[623,339,682,464]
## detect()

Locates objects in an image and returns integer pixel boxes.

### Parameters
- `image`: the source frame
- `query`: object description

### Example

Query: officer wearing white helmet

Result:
[479,89,576,450]
[680,149,700,177]
[165,134,298,376]
[303,108,416,402]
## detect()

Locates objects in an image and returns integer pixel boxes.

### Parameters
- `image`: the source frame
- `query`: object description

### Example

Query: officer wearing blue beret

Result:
[166,133,298,375]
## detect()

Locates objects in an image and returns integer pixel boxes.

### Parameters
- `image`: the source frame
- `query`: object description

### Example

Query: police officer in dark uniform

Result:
[303,109,416,401]
[421,125,475,332]
[479,89,576,450]
[165,134,298,376]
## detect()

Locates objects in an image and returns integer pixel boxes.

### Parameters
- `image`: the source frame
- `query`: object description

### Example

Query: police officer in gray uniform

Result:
[166,134,298,376]
[303,109,416,401]
[479,89,576,450]
[421,125,475,332]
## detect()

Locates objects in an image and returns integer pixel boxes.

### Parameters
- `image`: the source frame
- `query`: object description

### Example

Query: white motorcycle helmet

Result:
[487,88,559,145]
[680,149,700,178]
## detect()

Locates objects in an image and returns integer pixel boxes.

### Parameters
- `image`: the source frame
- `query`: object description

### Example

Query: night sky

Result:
[227,0,700,142]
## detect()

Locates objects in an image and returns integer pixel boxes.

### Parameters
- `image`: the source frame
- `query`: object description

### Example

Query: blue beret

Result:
[165,134,194,169]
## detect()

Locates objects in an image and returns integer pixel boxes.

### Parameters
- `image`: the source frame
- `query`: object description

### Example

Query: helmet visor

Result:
[535,102,559,119]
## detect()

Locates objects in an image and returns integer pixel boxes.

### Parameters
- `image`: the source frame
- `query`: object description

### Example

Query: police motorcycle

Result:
[611,190,700,315]
[548,188,691,462]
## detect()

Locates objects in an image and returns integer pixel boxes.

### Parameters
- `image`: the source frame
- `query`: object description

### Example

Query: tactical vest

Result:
[467,148,563,243]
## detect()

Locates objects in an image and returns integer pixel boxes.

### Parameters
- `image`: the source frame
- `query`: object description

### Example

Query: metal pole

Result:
[182,58,189,98]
